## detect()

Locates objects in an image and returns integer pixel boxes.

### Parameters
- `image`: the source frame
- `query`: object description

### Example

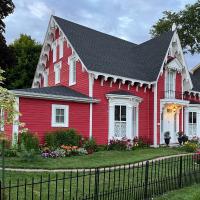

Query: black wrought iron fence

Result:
[0,154,200,200]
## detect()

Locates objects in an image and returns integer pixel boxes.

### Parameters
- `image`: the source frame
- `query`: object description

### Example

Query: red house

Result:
[3,16,200,146]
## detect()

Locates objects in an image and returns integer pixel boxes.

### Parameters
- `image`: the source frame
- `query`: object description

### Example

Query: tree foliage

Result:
[5,34,42,89]
[0,69,18,127]
[150,1,200,54]
[0,0,16,79]
[0,0,15,34]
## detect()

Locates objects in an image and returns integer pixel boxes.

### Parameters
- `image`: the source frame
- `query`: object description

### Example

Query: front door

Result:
[162,109,178,143]
[114,105,127,138]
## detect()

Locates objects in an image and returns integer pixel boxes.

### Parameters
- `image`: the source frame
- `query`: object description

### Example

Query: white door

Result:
[162,110,178,143]
[114,105,127,138]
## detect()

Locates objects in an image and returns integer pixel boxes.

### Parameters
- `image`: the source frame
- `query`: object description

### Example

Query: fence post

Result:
[0,181,1,200]
[144,161,149,200]
[179,156,183,188]
[94,168,100,200]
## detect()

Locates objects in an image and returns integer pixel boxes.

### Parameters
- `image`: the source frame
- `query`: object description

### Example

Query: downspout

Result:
[153,83,158,147]
[89,73,94,139]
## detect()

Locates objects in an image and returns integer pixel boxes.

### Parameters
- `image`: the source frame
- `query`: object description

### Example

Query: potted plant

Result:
[164,131,171,146]
[182,134,188,144]
[177,131,183,145]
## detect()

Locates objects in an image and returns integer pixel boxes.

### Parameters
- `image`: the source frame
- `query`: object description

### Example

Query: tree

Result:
[0,0,15,74]
[0,0,15,33]
[150,1,200,54]
[5,34,42,89]
[0,69,18,127]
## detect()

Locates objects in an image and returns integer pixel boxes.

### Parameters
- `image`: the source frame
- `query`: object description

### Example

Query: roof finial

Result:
[172,23,177,31]
[51,9,55,16]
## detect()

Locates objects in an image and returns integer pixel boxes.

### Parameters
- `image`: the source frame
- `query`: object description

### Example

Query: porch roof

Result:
[11,86,99,103]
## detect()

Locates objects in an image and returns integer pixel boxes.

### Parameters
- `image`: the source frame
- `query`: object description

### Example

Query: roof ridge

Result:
[53,15,137,46]
[136,30,174,48]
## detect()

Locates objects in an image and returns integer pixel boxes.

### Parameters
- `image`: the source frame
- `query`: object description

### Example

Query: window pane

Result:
[121,106,126,121]
[73,60,76,82]
[189,112,193,123]
[193,112,197,124]
[56,116,60,123]
[115,106,120,121]
[60,116,65,123]
[56,109,60,116]
[60,109,64,116]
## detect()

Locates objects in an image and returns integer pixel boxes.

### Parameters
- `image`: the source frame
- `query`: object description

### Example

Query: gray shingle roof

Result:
[12,85,91,99]
[54,16,174,82]
[190,69,200,92]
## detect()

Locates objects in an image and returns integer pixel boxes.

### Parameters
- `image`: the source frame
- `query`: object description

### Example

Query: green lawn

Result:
[0,151,198,200]
[155,184,200,200]
[3,147,186,169]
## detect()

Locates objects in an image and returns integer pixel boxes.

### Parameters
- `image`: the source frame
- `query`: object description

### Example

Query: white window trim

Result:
[43,68,49,87]
[54,61,62,84]
[68,55,77,86]
[51,104,69,127]
[165,70,176,98]
[106,95,142,141]
[52,40,57,63]
[59,36,64,59]
[185,106,200,139]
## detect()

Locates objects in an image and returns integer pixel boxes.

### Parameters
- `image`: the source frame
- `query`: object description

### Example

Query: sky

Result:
[4,0,199,69]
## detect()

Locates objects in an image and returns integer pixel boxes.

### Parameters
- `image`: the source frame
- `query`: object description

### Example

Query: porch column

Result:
[108,104,114,140]
[184,108,189,135]
[197,110,200,137]
[126,105,133,139]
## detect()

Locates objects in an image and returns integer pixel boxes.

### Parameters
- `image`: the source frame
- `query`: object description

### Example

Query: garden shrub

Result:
[18,145,37,162]
[83,138,97,153]
[19,131,39,151]
[4,148,18,157]
[182,141,198,152]
[45,129,82,148]
[108,138,130,151]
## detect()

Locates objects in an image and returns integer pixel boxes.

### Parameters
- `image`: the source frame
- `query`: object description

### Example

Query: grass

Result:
[3,147,187,169]
[0,153,199,200]
[155,184,200,200]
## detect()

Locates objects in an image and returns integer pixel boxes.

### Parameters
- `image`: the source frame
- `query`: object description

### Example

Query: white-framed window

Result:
[59,37,64,59]
[54,62,61,84]
[69,57,76,86]
[189,112,197,136]
[43,69,48,87]
[52,40,57,63]
[114,105,127,138]
[51,105,69,127]
[0,109,4,131]
[165,70,176,98]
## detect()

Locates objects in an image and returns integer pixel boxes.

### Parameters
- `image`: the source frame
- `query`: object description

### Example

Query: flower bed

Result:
[41,145,88,158]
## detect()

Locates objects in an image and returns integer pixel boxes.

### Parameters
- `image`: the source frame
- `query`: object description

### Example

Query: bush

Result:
[108,138,132,151]
[182,141,198,152]
[45,129,82,148]
[18,147,37,162]
[19,131,39,151]
[83,138,97,153]
[4,148,18,157]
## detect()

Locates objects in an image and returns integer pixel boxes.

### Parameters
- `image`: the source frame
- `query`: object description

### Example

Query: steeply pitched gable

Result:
[54,16,174,82]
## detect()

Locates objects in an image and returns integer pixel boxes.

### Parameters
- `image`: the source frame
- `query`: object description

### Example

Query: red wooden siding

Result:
[92,79,154,144]
[18,97,90,143]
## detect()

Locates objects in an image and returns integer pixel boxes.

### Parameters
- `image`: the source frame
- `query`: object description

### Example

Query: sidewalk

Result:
[1,153,192,173]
